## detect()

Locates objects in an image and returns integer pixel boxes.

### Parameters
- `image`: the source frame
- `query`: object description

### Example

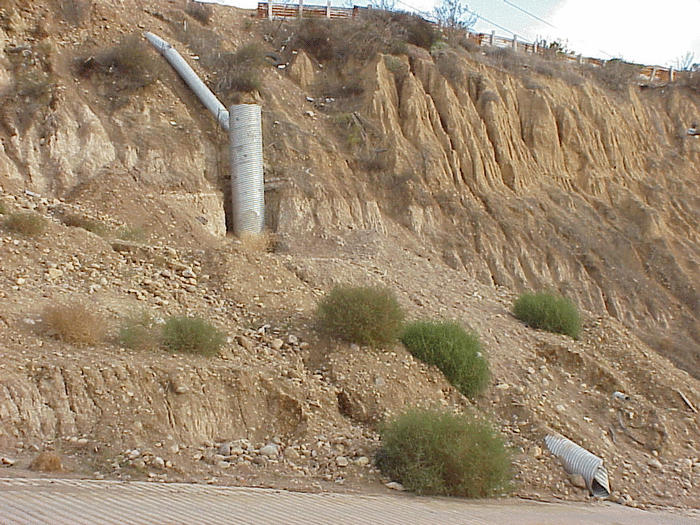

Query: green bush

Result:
[316,286,404,347]
[161,316,225,356]
[377,409,512,498]
[119,311,160,352]
[401,321,489,398]
[4,212,46,236]
[513,291,581,339]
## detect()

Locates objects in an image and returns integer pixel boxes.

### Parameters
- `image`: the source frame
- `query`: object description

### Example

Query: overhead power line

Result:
[502,0,556,29]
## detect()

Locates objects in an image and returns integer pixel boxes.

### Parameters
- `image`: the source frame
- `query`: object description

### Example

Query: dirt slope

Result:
[0,0,698,511]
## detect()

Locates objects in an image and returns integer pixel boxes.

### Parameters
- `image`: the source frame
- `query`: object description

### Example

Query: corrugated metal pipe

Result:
[229,105,264,235]
[143,32,229,131]
[544,435,611,498]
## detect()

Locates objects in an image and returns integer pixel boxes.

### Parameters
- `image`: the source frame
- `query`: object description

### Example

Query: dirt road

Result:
[0,478,696,524]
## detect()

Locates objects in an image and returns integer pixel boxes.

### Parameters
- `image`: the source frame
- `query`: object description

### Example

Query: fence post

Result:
[512,35,517,50]
[578,54,582,64]
[650,67,656,82]
[326,0,330,18]
[267,1,272,19]
[299,0,303,18]
[490,30,495,46]
[669,66,674,82]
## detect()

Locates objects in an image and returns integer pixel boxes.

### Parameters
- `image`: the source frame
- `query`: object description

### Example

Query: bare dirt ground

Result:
[0,0,698,516]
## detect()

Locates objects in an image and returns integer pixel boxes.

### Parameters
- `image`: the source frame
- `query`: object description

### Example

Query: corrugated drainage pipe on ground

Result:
[544,435,611,498]
[229,104,264,235]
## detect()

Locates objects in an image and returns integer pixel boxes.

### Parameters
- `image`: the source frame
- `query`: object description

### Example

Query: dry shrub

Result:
[60,213,108,236]
[316,285,405,347]
[237,231,273,253]
[585,59,640,92]
[29,451,64,472]
[43,301,107,345]
[75,35,165,108]
[57,0,90,26]
[119,311,161,351]
[4,212,46,236]
[161,316,225,357]
[185,0,213,25]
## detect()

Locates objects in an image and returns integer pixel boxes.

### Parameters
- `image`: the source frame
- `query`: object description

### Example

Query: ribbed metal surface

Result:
[545,435,611,498]
[1,478,694,525]
[144,32,230,131]
[230,104,265,235]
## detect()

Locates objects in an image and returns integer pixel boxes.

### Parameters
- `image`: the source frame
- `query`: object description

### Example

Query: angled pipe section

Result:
[144,31,229,131]
[545,435,611,498]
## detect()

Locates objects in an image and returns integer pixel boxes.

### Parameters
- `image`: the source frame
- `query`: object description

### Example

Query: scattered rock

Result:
[259,444,279,458]
[385,481,405,491]
[0,457,15,466]
[648,458,663,470]
[336,456,349,467]
[218,443,231,457]
[271,338,284,350]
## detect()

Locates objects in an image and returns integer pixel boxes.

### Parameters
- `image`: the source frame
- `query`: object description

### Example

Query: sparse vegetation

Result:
[586,59,640,92]
[119,311,161,352]
[513,291,581,339]
[29,451,64,472]
[57,0,89,26]
[43,301,107,345]
[161,316,225,357]
[376,409,512,497]
[401,321,489,398]
[316,286,405,347]
[75,35,165,108]
[4,211,46,236]
[116,225,147,242]
[185,0,213,25]
[61,214,108,236]
[0,201,7,214]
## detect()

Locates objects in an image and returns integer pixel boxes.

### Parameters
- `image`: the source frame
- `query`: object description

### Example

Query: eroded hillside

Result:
[0,0,698,511]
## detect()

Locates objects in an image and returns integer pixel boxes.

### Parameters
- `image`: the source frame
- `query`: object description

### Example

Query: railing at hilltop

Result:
[255,2,685,83]
[257,2,365,20]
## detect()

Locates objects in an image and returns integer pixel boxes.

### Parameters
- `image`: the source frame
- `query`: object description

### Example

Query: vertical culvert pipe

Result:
[229,104,264,235]
[544,435,611,498]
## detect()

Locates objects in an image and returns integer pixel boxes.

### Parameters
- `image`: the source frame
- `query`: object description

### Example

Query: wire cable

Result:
[502,0,556,28]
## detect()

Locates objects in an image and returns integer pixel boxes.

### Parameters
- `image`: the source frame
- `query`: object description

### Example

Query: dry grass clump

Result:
[585,59,640,92]
[60,213,108,236]
[57,0,90,26]
[185,0,213,25]
[119,311,161,352]
[237,231,273,253]
[4,211,46,236]
[43,301,107,345]
[75,35,165,108]
[161,316,226,357]
[316,285,405,347]
[30,451,64,472]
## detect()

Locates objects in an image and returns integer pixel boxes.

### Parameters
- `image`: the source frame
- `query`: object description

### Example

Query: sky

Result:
[200,0,700,67]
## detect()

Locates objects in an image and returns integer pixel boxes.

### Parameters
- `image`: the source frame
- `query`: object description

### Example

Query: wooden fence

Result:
[255,2,684,83]
[257,2,365,20]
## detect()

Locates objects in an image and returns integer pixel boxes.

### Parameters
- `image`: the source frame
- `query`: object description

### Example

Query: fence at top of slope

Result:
[253,1,693,85]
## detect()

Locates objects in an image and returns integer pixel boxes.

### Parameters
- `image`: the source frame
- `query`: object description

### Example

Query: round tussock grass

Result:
[377,409,512,498]
[161,316,225,356]
[4,211,46,236]
[513,291,581,339]
[43,301,107,345]
[400,321,489,398]
[119,311,161,352]
[316,285,404,347]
